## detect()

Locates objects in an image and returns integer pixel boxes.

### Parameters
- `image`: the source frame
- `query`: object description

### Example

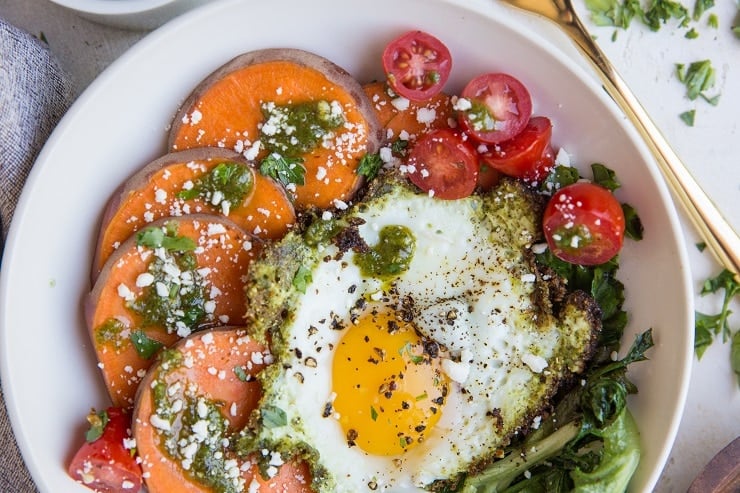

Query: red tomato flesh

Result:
[68,407,142,493]
[405,128,478,200]
[479,116,554,181]
[543,182,626,266]
[458,73,532,144]
[382,30,452,102]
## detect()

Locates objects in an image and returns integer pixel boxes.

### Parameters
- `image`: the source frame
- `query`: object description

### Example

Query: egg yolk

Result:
[332,308,448,456]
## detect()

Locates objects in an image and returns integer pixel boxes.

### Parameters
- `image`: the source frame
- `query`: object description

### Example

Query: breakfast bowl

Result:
[0,0,693,491]
[46,0,210,30]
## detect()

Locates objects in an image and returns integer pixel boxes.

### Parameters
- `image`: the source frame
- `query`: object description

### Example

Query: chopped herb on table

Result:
[694,269,740,386]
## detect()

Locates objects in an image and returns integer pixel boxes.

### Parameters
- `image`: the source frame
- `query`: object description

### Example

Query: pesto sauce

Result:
[128,251,208,334]
[465,99,496,132]
[151,354,242,493]
[260,100,344,158]
[304,218,343,246]
[94,318,127,351]
[177,162,254,208]
[355,225,416,279]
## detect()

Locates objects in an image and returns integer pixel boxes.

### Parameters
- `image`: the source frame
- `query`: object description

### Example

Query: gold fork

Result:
[499,0,740,277]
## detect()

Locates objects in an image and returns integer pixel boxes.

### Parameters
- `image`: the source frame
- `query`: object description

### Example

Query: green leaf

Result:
[679,109,696,126]
[391,139,409,156]
[676,60,716,101]
[585,0,644,28]
[707,13,718,27]
[261,405,287,428]
[685,27,700,38]
[259,153,306,187]
[85,409,109,443]
[540,165,580,194]
[621,203,644,240]
[701,93,721,106]
[731,331,740,387]
[136,225,196,252]
[644,0,690,30]
[694,314,715,359]
[292,265,313,294]
[696,241,707,252]
[130,330,164,359]
[591,163,620,191]
[692,0,714,20]
[370,406,378,421]
[357,153,384,180]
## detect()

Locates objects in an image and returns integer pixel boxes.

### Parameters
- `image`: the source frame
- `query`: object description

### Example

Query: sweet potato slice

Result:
[93,148,295,280]
[133,327,313,493]
[86,215,259,409]
[169,48,382,210]
[363,81,455,142]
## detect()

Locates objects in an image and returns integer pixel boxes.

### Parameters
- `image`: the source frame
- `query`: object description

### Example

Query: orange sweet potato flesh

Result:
[169,48,382,211]
[93,148,295,281]
[86,215,260,409]
[363,81,455,141]
[133,327,314,493]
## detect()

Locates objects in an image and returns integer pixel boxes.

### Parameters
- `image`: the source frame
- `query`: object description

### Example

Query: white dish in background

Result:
[46,0,211,30]
[0,0,692,491]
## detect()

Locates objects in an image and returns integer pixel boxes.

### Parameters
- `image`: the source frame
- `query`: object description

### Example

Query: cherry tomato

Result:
[543,182,626,266]
[457,73,532,144]
[382,30,452,102]
[68,407,142,493]
[479,116,554,181]
[477,162,502,192]
[405,128,478,200]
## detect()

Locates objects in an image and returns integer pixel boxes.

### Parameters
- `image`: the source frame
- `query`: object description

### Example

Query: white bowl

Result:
[46,0,211,30]
[0,0,692,491]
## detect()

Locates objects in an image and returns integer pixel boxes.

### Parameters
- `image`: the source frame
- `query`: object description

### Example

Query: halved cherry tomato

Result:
[479,116,554,181]
[382,30,452,102]
[405,128,478,200]
[457,73,532,144]
[477,162,502,192]
[543,182,626,266]
[68,407,142,493]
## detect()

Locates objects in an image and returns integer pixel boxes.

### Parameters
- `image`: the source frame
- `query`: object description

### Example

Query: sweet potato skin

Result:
[169,48,383,211]
[87,214,259,409]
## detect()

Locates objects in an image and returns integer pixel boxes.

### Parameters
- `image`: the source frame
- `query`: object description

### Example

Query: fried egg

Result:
[245,175,599,492]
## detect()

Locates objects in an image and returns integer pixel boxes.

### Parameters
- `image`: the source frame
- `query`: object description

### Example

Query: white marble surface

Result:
[1,0,738,491]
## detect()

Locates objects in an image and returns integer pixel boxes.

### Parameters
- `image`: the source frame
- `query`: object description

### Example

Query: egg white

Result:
[249,178,598,492]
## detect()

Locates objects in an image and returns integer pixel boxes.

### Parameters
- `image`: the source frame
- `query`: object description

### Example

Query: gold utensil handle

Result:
[562,15,740,277]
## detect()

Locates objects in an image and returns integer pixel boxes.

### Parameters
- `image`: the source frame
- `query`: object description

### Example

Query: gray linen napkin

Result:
[0,16,73,493]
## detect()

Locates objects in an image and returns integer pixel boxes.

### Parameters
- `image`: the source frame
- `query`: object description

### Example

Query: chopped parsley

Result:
[130,330,164,359]
[136,224,196,252]
[692,0,714,20]
[85,409,109,443]
[591,163,620,191]
[585,0,643,28]
[370,406,378,421]
[679,109,696,126]
[357,153,384,180]
[694,269,739,385]
[259,153,306,187]
[676,60,717,101]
